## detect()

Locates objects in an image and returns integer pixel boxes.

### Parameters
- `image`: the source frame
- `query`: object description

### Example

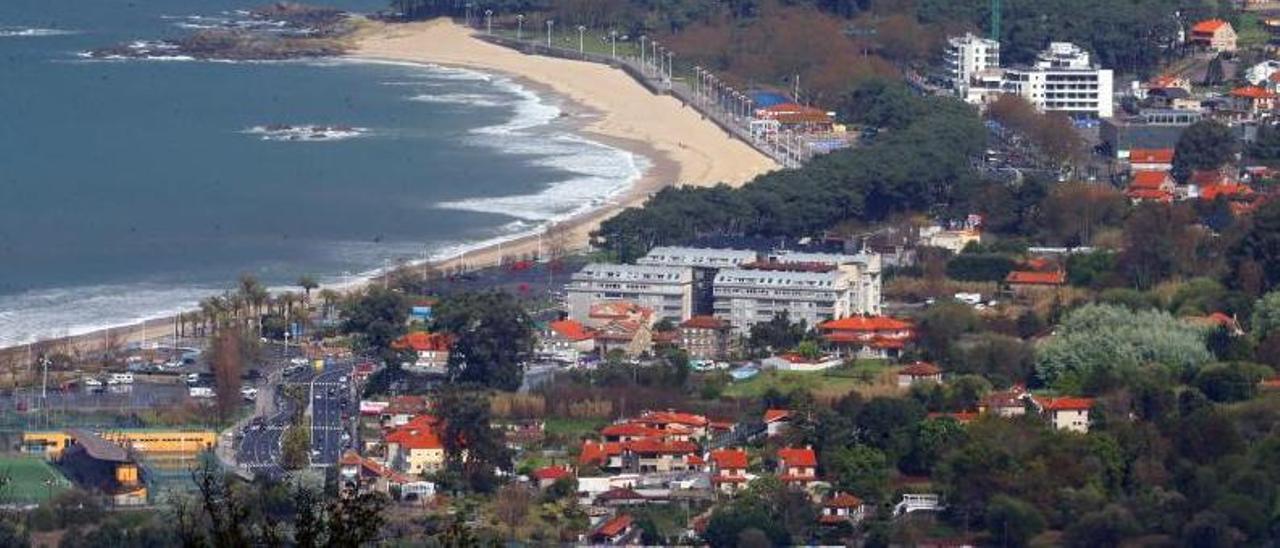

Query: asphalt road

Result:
[309,362,354,467]
[237,397,295,479]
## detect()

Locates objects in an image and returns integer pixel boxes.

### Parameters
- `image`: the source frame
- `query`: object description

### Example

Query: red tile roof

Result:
[600,423,668,439]
[385,423,443,450]
[763,409,790,424]
[579,441,623,465]
[589,301,652,320]
[391,331,453,352]
[778,447,818,468]
[826,492,864,508]
[1005,270,1066,285]
[597,488,646,502]
[1130,171,1172,189]
[532,465,572,482]
[1129,148,1174,164]
[1232,86,1275,100]
[1191,169,1233,186]
[687,454,705,466]
[1201,183,1255,201]
[635,410,709,428]
[900,361,941,377]
[680,315,728,330]
[710,448,748,469]
[820,316,913,332]
[596,514,633,537]
[928,411,979,423]
[548,319,593,341]
[1037,397,1094,411]
[1192,19,1229,34]
[623,438,698,455]
[1125,187,1174,202]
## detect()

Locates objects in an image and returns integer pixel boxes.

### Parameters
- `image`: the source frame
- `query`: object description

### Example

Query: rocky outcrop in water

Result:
[86,3,358,61]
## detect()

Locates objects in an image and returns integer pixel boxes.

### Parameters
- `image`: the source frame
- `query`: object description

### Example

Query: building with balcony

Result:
[945,33,1001,96]
[637,246,758,315]
[566,263,694,323]
[1002,42,1114,118]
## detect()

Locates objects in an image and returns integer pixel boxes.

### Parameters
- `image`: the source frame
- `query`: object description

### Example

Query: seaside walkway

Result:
[473,31,814,169]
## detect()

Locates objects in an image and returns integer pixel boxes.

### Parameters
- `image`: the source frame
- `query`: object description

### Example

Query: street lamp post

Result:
[639,35,647,70]
[651,41,659,75]
[546,19,553,48]
[577,25,586,55]
[666,51,673,85]
[485,9,493,34]
[610,30,617,59]
[465,3,472,27]
[516,14,524,40]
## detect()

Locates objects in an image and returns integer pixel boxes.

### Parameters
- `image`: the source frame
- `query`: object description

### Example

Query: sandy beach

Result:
[351,18,777,273]
[0,18,775,362]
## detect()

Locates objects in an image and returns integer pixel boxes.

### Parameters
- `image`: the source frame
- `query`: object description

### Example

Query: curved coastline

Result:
[0,18,776,356]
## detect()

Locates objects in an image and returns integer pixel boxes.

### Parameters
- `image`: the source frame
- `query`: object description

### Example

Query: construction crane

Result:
[990,0,1002,43]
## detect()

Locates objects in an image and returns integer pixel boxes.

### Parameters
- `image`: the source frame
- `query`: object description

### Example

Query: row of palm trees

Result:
[177,274,344,338]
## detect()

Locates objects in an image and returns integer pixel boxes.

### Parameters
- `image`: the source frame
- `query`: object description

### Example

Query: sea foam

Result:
[0,27,77,38]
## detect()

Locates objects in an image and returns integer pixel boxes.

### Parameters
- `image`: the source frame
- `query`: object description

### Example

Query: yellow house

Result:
[384,417,445,475]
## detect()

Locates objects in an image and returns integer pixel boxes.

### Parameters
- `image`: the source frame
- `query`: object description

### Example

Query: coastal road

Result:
[237,398,295,479]
[309,362,354,467]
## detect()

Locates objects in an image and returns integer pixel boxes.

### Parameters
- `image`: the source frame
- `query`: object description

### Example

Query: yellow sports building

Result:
[22,429,216,459]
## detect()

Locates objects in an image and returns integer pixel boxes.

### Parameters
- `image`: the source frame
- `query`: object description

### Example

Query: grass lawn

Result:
[723,362,899,400]
[0,455,71,504]
[543,417,607,439]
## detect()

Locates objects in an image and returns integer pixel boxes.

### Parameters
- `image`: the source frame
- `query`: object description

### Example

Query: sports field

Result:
[0,455,71,504]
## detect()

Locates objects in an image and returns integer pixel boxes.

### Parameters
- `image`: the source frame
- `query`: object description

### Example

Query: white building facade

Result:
[712,269,853,334]
[1002,42,1114,118]
[767,251,882,316]
[565,264,694,323]
[945,33,1001,96]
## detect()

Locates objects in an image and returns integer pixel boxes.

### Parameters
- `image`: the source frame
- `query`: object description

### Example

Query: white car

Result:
[109,373,134,385]
[290,358,309,366]
[338,376,348,383]
[83,377,103,387]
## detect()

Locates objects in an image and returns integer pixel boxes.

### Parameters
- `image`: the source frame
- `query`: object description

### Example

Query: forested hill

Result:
[592,81,988,262]
[392,0,1241,93]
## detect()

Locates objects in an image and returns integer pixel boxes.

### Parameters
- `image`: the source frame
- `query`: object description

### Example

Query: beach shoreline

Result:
[0,18,776,361]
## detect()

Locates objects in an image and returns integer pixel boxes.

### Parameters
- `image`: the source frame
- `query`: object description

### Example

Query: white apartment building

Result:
[638,247,760,315]
[637,246,759,269]
[565,264,694,323]
[767,250,882,316]
[945,33,1001,96]
[1002,42,1114,118]
[712,268,853,334]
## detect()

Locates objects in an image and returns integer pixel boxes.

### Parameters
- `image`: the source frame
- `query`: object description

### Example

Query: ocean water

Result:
[0,0,643,346]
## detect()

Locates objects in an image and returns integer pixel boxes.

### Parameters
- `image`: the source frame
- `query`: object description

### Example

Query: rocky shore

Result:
[86,2,360,61]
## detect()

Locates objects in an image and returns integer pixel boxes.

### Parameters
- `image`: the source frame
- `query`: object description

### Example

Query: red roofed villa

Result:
[1032,396,1094,433]
[710,448,752,494]
[1190,19,1237,52]
[820,316,915,359]
[391,331,453,372]
[776,446,819,488]
[1128,148,1174,171]
[819,492,867,525]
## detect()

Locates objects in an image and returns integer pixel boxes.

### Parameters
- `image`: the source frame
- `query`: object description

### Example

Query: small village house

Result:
[1125,171,1175,203]
[678,315,732,360]
[1032,396,1094,433]
[1127,148,1174,172]
[1189,19,1237,52]
[384,415,445,475]
[390,331,452,372]
[531,465,573,489]
[776,446,819,489]
[709,448,751,495]
[764,409,791,438]
[542,318,595,361]
[591,514,636,545]
[819,492,867,525]
[1004,270,1066,297]
[897,362,943,388]
[978,386,1030,417]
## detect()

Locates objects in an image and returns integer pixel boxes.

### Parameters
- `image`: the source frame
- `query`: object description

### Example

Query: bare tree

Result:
[494,483,532,539]
[544,222,571,263]
[209,329,244,424]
